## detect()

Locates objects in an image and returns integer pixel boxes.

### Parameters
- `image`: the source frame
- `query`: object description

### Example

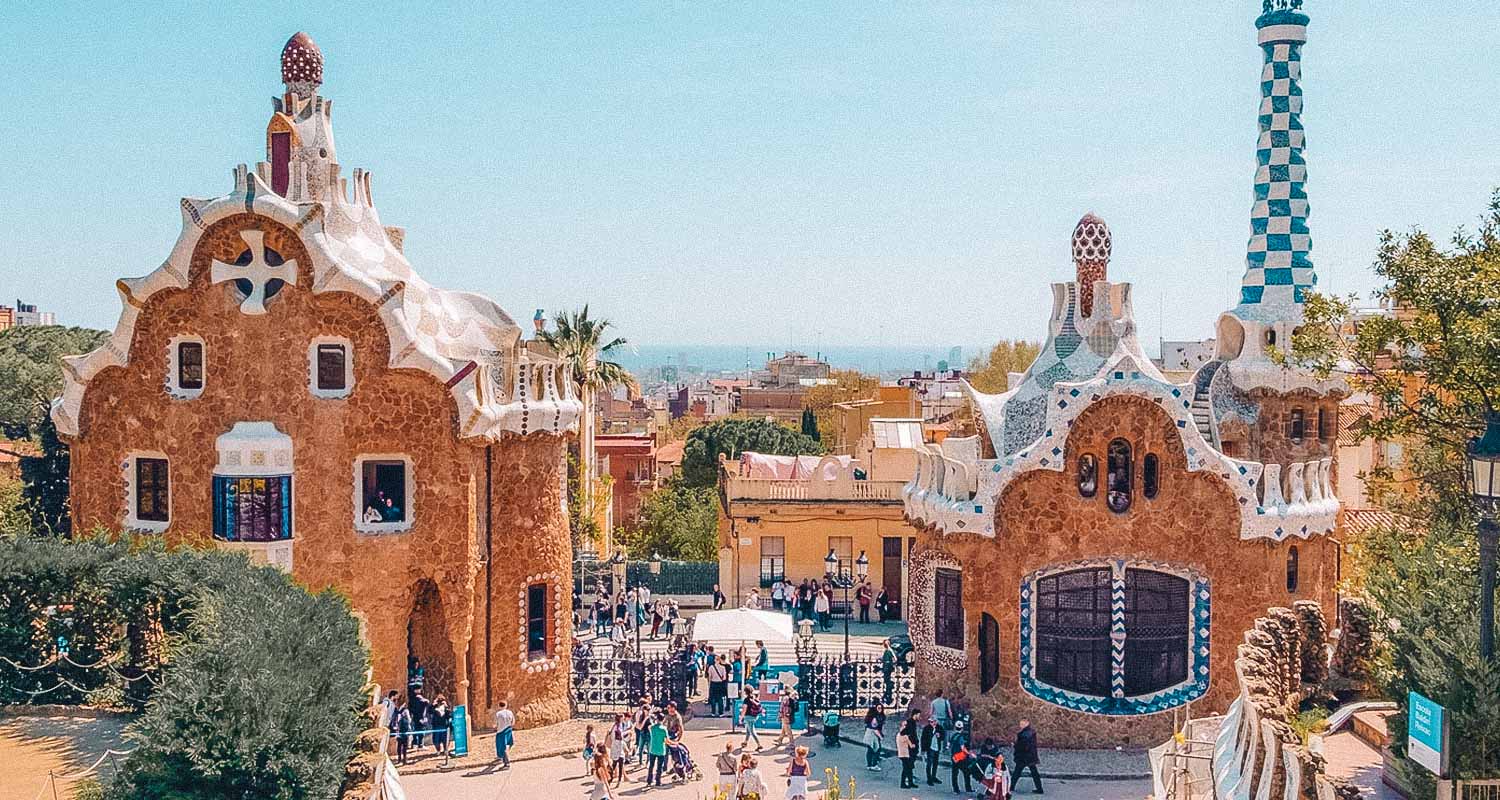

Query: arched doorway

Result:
[979,612,1000,694]
[407,579,454,701]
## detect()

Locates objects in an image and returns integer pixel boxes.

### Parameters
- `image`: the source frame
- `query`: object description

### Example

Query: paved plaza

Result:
[400,717,1153,799]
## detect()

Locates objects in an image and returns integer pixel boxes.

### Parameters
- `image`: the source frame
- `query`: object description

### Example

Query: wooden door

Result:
[882,537,903,620]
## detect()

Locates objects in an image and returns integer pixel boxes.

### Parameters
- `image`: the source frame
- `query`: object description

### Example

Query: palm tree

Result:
[538,306,634,548]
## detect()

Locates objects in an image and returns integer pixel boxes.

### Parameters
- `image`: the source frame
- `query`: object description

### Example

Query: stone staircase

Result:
[1190,361,1222,448]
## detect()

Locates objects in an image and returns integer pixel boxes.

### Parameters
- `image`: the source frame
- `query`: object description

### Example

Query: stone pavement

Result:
[399,717,1153,799]
[1321,731,1401,800]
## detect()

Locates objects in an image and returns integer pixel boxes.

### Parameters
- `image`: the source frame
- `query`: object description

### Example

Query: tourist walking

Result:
[492,701,515,769]
[856,581,872,623]
[1012,718,1043,794]
[734,755,766,800]
[921,716,942,785]
[632,698,652,766]
[393,697,413,765]
[582,723,598,777]
[589,750,614,800]
[740,686,764,750]
[950,722,980,793]
[814,584,831,631]
[897,710,921,789]
[715,741,739,795]
[774,686,797,748]
[929,688,953,735]
[646,714,669,786]
[784,745,814,800]
[712,583,727,610]
[706,654,729,716]
[770,578,786,611]
[753,640,770,681]
[430,695,452,756]
[609,714,628,786]
[875,586,890,622]
[862,703,885,771]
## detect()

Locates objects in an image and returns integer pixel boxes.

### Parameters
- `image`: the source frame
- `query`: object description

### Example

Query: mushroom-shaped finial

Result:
[1072,213,1112,316]
[281,32,323,97]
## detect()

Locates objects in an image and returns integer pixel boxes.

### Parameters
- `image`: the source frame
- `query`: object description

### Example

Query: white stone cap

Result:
[1258,23,1307,45]
[215,421,294,476]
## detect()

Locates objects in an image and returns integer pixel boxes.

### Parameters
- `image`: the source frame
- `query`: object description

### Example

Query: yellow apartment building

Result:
[828,386,918,455]
[716,419,924,619]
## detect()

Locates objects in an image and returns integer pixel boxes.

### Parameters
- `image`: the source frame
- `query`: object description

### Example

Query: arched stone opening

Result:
[407,578,455,702]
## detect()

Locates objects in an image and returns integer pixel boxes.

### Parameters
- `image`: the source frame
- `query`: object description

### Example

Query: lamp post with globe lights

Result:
[1469,413,1500,661]
[824,549,870,659]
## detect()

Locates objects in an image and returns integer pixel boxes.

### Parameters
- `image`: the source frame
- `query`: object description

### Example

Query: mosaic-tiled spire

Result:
[1233,1,1313,323]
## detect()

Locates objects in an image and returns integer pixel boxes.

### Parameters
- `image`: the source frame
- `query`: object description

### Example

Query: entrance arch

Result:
[406,579,454,701]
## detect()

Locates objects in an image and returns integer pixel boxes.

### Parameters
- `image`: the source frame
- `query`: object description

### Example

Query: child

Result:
[582,723,597,777]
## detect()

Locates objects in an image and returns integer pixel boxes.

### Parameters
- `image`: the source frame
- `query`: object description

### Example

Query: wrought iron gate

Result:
[796,655,915,712]
[570,653,689,714]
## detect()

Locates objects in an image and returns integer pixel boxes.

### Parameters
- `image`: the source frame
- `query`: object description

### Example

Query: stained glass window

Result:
[1107,439,1132,513]
[213,475,293,542]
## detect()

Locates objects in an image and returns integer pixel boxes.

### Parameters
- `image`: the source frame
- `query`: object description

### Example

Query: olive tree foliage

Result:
[1283,190,1500,782]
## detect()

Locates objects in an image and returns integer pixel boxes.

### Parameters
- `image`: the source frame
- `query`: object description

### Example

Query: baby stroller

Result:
[667,741,702,782]
[822,711,841,747]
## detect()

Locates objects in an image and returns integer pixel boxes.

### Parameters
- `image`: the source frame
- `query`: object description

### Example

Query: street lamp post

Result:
[1468,413,1500,661]
[824,549,871,659]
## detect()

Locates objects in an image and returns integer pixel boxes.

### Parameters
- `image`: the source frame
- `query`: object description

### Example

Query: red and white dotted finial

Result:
[281,32,323,96]
[1072,213,1111,316]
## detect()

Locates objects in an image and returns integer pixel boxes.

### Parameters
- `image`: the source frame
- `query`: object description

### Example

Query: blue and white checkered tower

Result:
[1216,1,1314,364]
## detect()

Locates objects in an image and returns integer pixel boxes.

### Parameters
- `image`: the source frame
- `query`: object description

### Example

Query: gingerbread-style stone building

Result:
[52,33,582,728]
[901,3,1346,747]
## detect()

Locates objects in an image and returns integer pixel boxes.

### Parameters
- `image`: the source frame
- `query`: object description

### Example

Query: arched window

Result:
[1123,569,1191,696]
[1077,454,1098,498]
[1034,567,1113,696]
[979,613,1000,694]
[1290,408,1306,442]
[1143,453,1160,499]
[1286,546,1300,593]
[1106,439,1132,513]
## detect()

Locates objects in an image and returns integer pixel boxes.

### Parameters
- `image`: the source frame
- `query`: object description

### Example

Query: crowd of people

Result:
[581,581,689,647]
[740,576,896,626]
[377,683,454,766]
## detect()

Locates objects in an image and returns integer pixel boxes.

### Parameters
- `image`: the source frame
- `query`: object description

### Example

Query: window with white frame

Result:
[166,337,205,398]
[828,536,854,578]
[309,337,353,398]
[127,454,171,531]
[354,456,413,533]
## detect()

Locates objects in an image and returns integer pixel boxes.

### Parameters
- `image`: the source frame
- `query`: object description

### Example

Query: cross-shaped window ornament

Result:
[210,230,298,315]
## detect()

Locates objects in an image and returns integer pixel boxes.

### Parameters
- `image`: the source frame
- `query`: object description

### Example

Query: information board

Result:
[1407,691,1448,776]
[451,704,469,757]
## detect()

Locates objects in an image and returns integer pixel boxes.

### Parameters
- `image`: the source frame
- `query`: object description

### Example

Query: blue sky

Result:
[2,1,1497,353]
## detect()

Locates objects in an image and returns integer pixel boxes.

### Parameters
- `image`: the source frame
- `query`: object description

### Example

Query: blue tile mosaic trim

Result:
[1019,562,1210,716]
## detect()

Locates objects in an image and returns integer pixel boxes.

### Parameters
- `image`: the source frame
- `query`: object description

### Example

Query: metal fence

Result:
[570,653,690,714]
[796,655,916,713]
[1439,780,1500,800]
[572,560,719,601]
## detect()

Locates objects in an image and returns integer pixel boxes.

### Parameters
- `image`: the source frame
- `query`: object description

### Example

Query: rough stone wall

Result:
[479,433,573,729]
[1331,596,1377,687]
[65,213,557,717]
[1243,391,1339,467]
[914,395,1338,748]
[1294,600,1329,685]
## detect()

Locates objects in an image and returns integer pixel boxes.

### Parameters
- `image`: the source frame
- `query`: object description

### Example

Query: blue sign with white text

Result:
[1407,691,1447,776]
[451,704,468,757]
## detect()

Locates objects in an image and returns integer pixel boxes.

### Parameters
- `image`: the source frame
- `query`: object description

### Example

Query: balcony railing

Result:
[723,476,906,502]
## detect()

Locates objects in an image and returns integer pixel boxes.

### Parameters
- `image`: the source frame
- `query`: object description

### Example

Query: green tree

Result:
[680,417,823,489]
[538,307,634,551]
[800,407,820,442]
[0,325,108,537]
[620,476,720,560]
[966,340,1042,394]
[1287,190,1500,782]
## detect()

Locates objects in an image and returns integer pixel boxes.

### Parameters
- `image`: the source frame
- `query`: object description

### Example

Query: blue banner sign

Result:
[1407,691,1448,776]
[451,705,468,757]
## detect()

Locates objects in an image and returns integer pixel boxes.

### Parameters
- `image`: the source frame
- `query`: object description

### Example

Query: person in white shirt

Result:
[771,579,786,611]
[492,701,515,768]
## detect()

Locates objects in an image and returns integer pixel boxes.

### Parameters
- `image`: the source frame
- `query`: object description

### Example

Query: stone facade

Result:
[56,33,580,730]
[912,396,1337,747]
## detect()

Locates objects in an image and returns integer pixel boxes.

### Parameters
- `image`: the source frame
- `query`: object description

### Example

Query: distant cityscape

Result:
[0,298,55,330]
